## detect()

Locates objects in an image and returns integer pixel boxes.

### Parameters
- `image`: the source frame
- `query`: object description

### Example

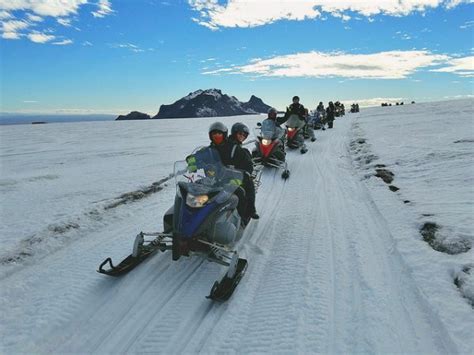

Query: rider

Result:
[264,107,286,147]
[229,122,259,220]
[208,122,259,221]
[326,101,336,129]
[285,95,306,120]
[285,96,316,142]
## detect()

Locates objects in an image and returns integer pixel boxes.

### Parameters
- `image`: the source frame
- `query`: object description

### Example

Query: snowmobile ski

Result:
[97,232,171,277]
[207,258,248,301]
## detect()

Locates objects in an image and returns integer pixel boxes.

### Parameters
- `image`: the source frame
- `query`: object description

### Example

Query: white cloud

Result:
[445,0,474,9]
[110,42,145,53]
[27,31,55,43]
[189,0,321,29]
[0,1,113,42]
[2,19,29,32]
[0,10,13,19]
[82,40,93,46]
[27,13,43,22]
[53,39,73,45]
[460,20,474,29]
[92,0,113,18]
[57,18,72,27]
[2,31,21,39]
[189,0,473,29]
[203,50,449,79]
[0,0,87,17]
[431,56,474,77]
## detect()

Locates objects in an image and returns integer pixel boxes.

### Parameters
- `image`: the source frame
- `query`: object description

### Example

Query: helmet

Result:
[208,122,228,144]
[292,96,300,101]
[231,122,249,137]
[319,102,323,105]
[268,107,277,118]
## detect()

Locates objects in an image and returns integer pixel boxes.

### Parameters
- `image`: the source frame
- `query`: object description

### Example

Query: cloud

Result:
[203,50,449,79]
[57,18,72,27]
[189,0,473,29]
[460,20,474,29]
[110,42,145,52]
[0,10,13,19]
[431,56,474,77]
[92,0,113,18]
[189,0,321,29]
[0,0,87,17]
[53,39,73,45]
[0,1,113,42]
[27,13,43,22]
[2,19,29,32]
[2,31,21,39]
[27,31,55,43]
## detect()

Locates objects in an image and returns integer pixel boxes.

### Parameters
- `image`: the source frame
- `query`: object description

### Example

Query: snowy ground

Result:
[1,101,473,354]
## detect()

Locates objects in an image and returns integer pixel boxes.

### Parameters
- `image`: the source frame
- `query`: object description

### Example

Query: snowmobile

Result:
[98,147,249,301]
[312,110,326,130]
[252,119,290,179]
[285,114,308,154]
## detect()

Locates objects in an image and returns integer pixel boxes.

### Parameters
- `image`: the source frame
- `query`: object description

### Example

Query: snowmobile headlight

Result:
[288,127,295,132]
[186,194,209,208]
[262,139,271,146]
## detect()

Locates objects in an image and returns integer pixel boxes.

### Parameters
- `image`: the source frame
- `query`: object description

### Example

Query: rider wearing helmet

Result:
[267,107,287,126]
[208,121,228,146]
[285,95,306,120]
[263,107,286,146]
[284,96,316,142]
[208,122,259,221]
[229,122,259,220]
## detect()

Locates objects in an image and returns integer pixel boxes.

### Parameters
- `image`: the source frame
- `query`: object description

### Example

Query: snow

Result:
[183,88,223,101]
[1,101,473,353]
[183,89,204,100]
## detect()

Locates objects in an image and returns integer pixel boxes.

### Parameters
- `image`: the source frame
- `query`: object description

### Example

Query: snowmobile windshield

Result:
[260,119,278,140]
[174,147,244,196]
[285,114,305,129]
[255,119,284,141]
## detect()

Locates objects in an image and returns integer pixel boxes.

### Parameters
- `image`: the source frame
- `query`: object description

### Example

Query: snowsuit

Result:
[326,104,335,129]
[211,137,257,220]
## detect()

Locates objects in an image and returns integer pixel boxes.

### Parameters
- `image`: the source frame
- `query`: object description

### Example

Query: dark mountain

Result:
[152,89,271,119]
[242,95,272,113]
[116,111,151,121]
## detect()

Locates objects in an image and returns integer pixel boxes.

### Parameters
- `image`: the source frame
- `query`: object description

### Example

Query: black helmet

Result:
[292,95,300,101]
[208,121,228,139]
[319,102,323,105]
[231,122,249,137]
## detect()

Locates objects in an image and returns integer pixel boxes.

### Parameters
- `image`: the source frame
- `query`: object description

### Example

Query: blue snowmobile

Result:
[98,147,249,301]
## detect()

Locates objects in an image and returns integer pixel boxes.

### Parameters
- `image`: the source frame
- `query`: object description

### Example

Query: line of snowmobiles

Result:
[97,114,314,302]
[251,113,310,179]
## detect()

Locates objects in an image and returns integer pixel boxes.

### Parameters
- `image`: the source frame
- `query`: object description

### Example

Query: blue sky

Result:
[1,0,473,114]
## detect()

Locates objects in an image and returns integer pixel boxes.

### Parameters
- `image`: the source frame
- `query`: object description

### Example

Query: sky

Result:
[0,0,473,115]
